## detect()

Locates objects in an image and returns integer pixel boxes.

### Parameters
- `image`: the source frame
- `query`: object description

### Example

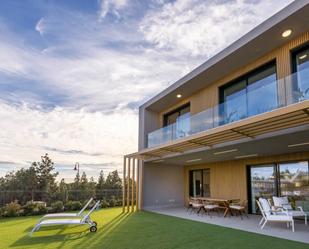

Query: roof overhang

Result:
[141,0,309,112]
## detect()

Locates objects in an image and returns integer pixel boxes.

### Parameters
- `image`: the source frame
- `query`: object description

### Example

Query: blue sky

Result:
[0,0,294,181]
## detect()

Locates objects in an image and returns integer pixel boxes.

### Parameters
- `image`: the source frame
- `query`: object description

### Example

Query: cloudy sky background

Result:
[0,0,294,181]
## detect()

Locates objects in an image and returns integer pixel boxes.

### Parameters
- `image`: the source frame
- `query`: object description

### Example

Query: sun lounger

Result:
[30,200,100,235]
[38,198,93,222]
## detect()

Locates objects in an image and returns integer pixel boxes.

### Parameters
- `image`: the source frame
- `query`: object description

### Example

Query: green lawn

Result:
[0,207,307,249]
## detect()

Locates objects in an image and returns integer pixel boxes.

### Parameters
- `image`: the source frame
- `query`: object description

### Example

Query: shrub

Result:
[51,201,64,213]
[101,198,109,208]
[109,196,117,207]
[37,204,48,215]
[65,201,82,211]
[23,201,48,215]
[23,201,37,216]
[2,201,22,217]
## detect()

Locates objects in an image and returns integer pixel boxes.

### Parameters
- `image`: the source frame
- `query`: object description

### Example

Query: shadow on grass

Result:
[10,211,131,249]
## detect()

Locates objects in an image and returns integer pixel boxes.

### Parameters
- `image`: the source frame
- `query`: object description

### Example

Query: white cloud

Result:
[140,0,294,57]
[35,18,45,35]
[0,1,295,181]
[0,101,137,179]
[98,0,128,20]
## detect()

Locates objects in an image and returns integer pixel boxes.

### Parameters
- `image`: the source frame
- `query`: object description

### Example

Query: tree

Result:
[95,170,105,200]
[105,170,122,190]
[31,153,58,202]
[105,170,122,199]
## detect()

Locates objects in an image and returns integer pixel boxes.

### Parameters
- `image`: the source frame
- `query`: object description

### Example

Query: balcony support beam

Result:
[303,109,309,116]
[188,141,212,148]
[231,129,254,139]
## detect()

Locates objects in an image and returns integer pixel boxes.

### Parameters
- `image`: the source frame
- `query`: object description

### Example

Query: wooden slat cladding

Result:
[183,152,309,206]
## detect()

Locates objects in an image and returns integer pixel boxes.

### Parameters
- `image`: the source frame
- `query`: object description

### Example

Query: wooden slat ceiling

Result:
[137,103,309,159]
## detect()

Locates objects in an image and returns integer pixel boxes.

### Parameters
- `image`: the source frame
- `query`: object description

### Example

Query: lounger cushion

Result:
[40,219,82,226]
[259,198,271,214]
[273,196,292,209]
[267,215,293,221]
[204,204,219,209]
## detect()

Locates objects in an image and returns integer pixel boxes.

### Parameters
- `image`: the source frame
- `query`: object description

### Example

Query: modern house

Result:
[123,0,309,215]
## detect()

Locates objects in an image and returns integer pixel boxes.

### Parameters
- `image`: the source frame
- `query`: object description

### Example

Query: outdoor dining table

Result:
[196,197,240,217]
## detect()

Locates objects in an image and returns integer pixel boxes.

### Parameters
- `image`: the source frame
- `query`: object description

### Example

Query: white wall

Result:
[142,163,184,210]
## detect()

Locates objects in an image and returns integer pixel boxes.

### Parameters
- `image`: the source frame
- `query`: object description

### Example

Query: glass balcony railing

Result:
[147,67,309,148]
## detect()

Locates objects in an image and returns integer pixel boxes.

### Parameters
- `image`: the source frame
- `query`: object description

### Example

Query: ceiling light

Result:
[213,149,238,155]
[235,154,258,159]
[288,142,309,148]
[282,29,292,38]
[176,94,182,98]
[186,158,202,163]
[299,54,307,60]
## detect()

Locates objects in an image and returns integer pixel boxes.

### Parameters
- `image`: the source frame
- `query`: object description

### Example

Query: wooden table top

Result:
[196,197,240,203]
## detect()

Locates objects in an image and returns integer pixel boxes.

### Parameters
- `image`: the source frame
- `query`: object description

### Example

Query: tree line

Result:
[0,154,123,207]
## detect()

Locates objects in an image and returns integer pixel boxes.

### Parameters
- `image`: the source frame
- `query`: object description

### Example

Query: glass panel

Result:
[166,112,179,126]
[247,65,277,116]
[250,165,277,214]
[203,169,210,197]
[175,112,190,138]
[147,123,175,148]
[295,48,309,101]
[146,66,307,148]
[192,170,202,197]
[279,161,309,211]
[221,80,247,124]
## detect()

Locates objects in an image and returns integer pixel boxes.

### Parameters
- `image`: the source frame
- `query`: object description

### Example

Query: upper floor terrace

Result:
[147,66,309,148]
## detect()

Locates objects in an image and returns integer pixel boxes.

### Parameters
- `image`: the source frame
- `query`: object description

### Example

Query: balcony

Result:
[147,68,309,148]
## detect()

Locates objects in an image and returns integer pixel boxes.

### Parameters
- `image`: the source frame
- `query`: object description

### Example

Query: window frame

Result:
[163,103,190,127]
[247,159,309,214]
[219,60,277,104]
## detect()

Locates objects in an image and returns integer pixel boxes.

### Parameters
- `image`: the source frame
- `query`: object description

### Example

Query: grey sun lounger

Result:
[38,197,93,222]
[30,200,100,235]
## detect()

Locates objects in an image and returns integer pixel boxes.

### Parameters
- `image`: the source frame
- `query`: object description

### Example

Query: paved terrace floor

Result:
[149,207,309,244]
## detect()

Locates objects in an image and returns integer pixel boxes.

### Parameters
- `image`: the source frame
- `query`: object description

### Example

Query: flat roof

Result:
[141,0,309,112]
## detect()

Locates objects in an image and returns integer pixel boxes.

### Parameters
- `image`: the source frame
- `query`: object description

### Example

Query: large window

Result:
[189,169,210,198]
[219,62,277,124]
[248,161,309,214]
[292,44,309,101]
[163,103,190,139]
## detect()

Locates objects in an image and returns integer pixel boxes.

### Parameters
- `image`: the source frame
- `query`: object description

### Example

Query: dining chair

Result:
[229,200,249,219]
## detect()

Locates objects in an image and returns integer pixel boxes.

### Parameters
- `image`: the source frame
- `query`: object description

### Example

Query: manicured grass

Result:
[0,207,307,249]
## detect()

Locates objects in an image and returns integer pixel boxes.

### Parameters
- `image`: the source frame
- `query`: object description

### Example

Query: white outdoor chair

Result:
[257,198,294,232]
[273,196,307,225]
[202,201,219,218]
[30,200,100,235]
[190,199,203,215]
[38,197,94,222]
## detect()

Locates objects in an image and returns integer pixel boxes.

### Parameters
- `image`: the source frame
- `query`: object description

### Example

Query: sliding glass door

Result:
[279,162,309,199]
[220,62,277,125]
[249,165,277,214]
[248,161,309,214]
[189,169,210,198]
[293,45,309,101]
